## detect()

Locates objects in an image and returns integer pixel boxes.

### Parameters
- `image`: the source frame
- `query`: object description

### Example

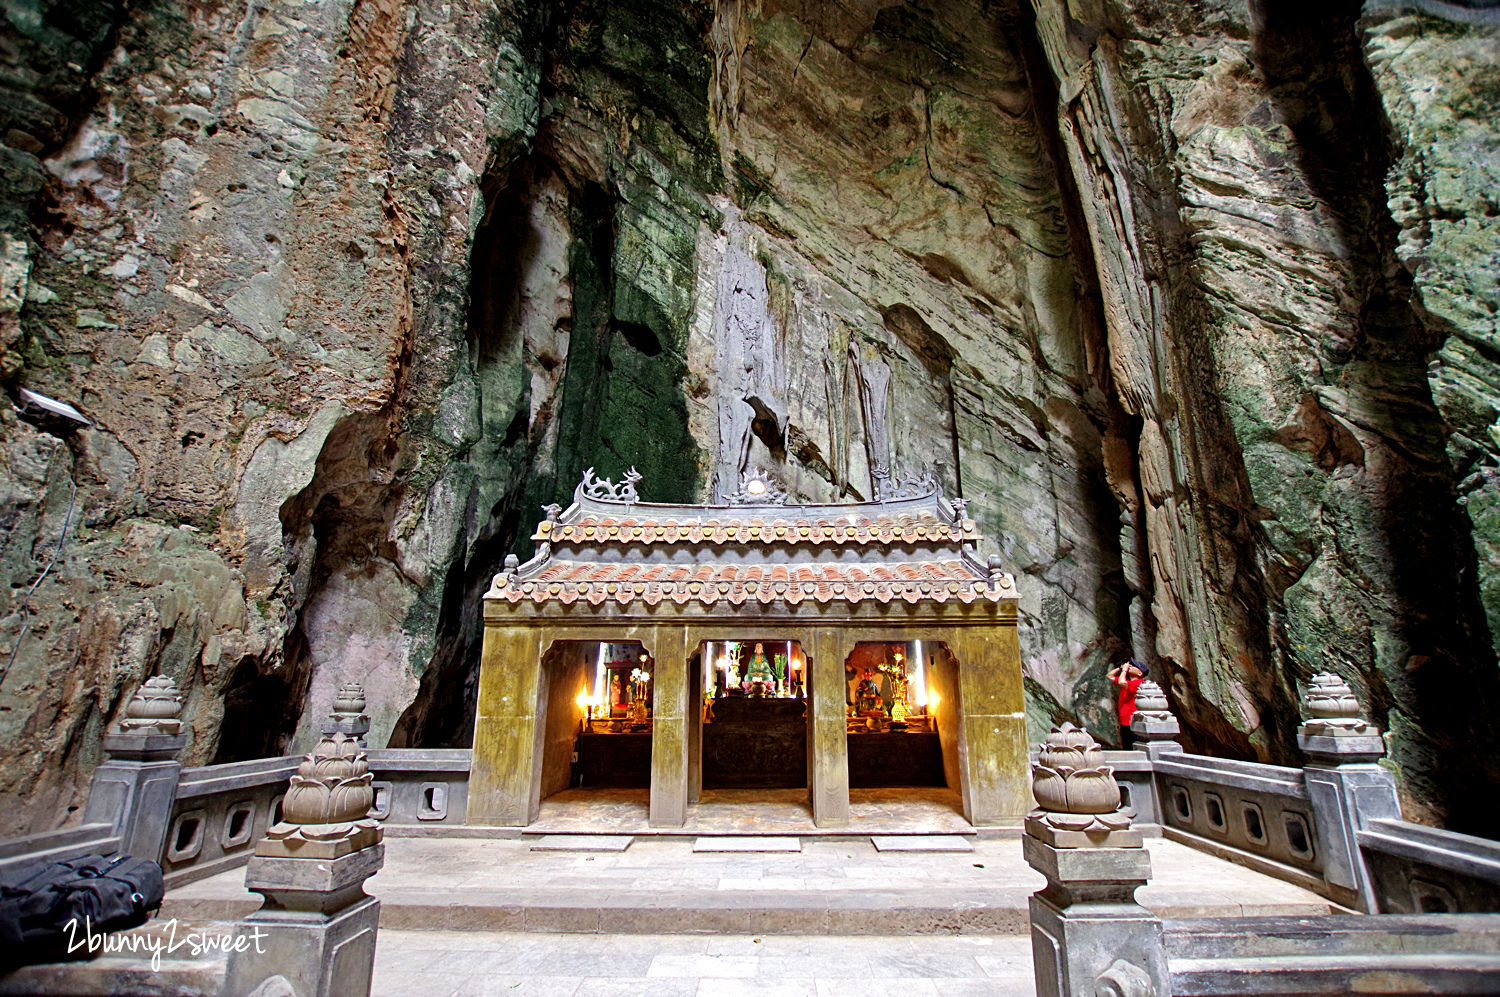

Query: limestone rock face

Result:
[1,0,1498,833]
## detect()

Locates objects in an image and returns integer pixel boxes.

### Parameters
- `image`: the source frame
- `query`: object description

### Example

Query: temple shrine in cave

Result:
[466,468,1029,829]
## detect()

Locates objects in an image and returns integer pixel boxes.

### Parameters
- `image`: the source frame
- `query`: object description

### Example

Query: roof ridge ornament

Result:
[719,467,788,505]
[578,466,641,503]
[886,466,937,501]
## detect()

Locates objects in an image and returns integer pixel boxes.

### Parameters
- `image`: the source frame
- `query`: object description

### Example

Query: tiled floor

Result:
[167,834,1333,920]
[155,801,1337,995]
[371,929,1039,996]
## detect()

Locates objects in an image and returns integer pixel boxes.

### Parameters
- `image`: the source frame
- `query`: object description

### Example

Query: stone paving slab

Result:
[694,837,803,853]
[370,930,1038,997]
[870,835,973,853]
[532,835,636,852]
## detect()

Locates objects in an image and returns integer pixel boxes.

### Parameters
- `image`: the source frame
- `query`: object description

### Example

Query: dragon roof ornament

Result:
[576,466,641,504]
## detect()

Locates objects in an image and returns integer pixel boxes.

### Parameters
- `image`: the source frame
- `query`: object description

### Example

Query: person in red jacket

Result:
[1107,659,1148,748]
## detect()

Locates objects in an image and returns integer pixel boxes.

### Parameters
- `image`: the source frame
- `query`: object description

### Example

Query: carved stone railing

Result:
[1061,673,1499,915]
[157,748,473,885]
[1023,719,1500,997]
[365,748,472,830]
[164,754,301,887]
[0,678,476,891]
[1358,818,1500,914]
[1153,752,1328,893]
[0,822,120,877]
[1161,913,1500,995]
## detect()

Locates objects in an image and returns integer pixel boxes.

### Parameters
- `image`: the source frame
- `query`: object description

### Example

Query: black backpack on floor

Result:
[0,853,164,970]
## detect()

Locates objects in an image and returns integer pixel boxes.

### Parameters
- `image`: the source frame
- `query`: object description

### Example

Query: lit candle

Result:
[912,640,927,708]
[595,642,608,709]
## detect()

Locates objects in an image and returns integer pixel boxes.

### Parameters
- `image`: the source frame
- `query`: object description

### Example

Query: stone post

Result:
[1127,681,1181,761]
[1127,681,1180,827]
[1025,723,1168,997]
[81,676,188,861]
[224,733,384,997]
[1297,672,1400,913]
[321,682,371,747]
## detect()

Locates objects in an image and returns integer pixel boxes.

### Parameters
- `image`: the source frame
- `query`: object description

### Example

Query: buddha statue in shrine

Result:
[745,642,774,696]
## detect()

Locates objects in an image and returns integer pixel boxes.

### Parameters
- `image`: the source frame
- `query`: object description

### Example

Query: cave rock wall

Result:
[1,0,1497,833]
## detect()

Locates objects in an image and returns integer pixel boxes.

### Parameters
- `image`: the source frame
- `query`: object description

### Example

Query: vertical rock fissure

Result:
[1250,2,1500,831]
[1005,3,1142,736]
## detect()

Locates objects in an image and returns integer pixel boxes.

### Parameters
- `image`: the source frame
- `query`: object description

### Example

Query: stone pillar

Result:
[687,643,704,806]
[82,676,188,861]
[1297,672,1400,913]
[808,627,850,827]
[468,625,544,826]
[1129,680,1182,762]
[1025,723,1168,997]
[650,626,690,828]
[951,626,1030,827]
[225,733,384,997]
[322,683,371,747]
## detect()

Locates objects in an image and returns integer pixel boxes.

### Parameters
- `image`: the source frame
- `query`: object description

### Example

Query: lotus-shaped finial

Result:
[331,682,367,717]
[1301,672,1361,721]
[119,676,183,734]
[1298,672,1376,738]
[1032,723,1121,815]
[268,733,379,847]
[1134,680,1169,715]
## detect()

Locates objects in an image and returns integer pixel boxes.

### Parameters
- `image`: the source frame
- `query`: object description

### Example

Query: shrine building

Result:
[466,468,1030,830]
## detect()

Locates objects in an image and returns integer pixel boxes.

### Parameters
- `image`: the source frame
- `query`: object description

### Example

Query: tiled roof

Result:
[488,471,1016,610]
[534,513,979,546]
[492,559,1008,607]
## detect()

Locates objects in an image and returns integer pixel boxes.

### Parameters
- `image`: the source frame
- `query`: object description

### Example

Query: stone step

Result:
[162,884,1341,939]
[162,884,1039,935]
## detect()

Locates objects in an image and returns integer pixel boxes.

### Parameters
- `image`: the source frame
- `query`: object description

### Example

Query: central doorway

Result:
[697,639,809,791]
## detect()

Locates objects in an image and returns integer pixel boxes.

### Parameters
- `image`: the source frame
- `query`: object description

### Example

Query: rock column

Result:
[224,733,384,997]
[1297,672,1401,912]
[1025,723,1168,997]
[81,676,188,861]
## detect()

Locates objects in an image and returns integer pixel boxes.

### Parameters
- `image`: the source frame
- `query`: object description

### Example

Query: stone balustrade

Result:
[1358,819,1500,914]
[1110,671,1406,912]
[165,755,302,887]
[1153,753,1326,890]
[1023,710,1500,997]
